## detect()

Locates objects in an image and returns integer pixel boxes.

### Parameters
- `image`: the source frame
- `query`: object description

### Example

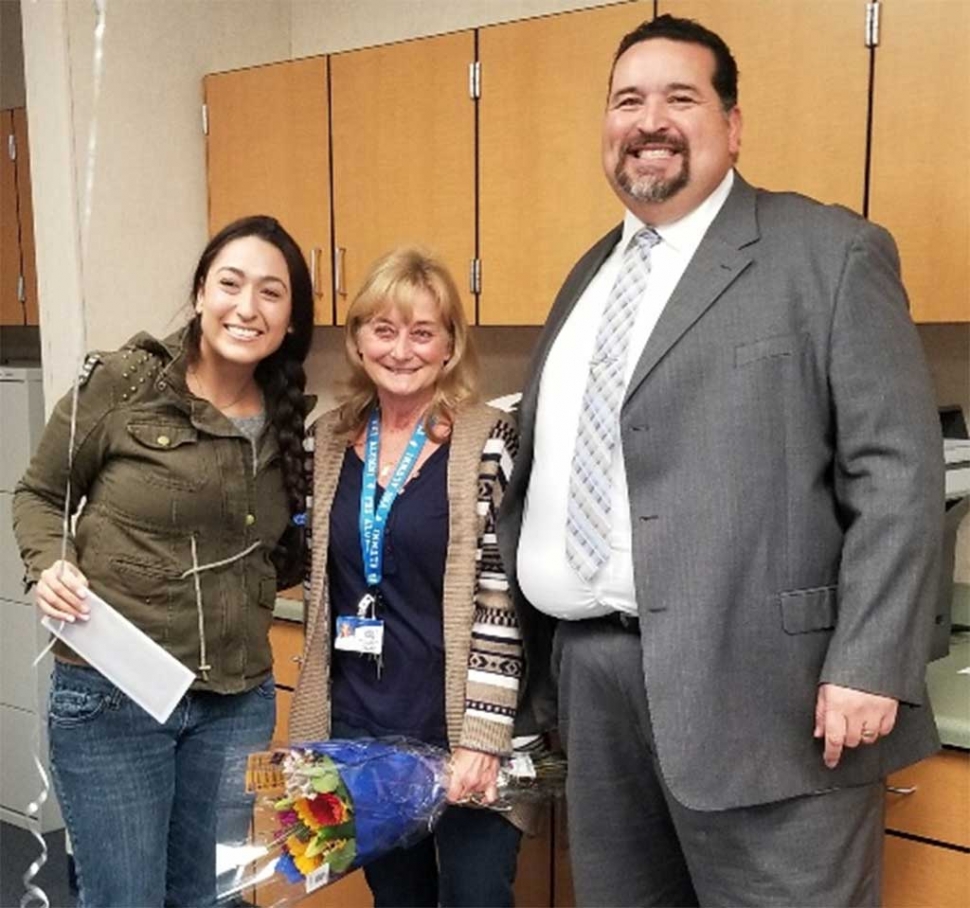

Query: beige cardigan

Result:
[289,403,521,756]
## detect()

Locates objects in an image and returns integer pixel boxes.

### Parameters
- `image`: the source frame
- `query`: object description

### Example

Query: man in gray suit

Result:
[499,14,944,907]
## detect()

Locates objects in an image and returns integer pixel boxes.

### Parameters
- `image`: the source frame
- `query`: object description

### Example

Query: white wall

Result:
[290,0,626,56]
[21,0,292,402]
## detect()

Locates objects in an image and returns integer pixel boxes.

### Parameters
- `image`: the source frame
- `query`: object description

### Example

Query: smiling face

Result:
[355,289,453,409]
[194,235,293,374]
[602,38,741,225]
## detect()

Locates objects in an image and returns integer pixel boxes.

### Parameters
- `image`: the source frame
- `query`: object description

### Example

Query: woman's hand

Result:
[447,747,500,804]
[35,560,90,622]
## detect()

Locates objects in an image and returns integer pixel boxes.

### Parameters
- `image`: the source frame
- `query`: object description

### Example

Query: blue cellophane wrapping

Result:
[215,737,450,907]
[296,738,448,867]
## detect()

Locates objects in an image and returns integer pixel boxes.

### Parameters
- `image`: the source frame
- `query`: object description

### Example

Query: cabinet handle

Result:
[885,785,917,795]
[310,247,322,298]
[290,655,303,665]
[335,247,347,296]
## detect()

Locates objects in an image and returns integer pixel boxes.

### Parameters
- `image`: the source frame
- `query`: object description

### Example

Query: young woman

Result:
[13,215,313,907]
[289,247,525,907]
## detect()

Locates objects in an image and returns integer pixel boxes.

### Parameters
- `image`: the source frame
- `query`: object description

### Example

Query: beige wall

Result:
[290,0,625,56]
[21,0,292,400]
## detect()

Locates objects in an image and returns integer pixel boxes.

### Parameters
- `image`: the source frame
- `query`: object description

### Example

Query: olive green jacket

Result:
[13,330,300,693]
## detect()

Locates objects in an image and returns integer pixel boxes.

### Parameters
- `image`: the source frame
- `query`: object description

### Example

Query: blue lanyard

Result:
[359,408,428,588]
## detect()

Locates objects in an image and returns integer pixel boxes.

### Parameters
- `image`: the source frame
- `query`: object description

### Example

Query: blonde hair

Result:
[336,246,480,440]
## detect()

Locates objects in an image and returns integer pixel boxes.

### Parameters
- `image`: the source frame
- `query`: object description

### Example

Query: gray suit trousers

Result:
[555,619,885,907]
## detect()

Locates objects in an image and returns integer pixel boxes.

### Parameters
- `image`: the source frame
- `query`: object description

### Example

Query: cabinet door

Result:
[1,109,23,326]
[13,109,37,325]
[553,798,576,907]
[660,0,869,212]
[885,749,970,849]
[269,619,304,690]
[205,58,333,325]
[513,803,553,907]
[331,32,475,325]
[273,687,292,743]
[869,0,970,323]
[883,834,970,908]
[479,2,653,326]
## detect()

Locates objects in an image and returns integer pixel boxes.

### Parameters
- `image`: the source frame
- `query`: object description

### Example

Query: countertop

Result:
[927,634,969,749]
[273,593,303,623]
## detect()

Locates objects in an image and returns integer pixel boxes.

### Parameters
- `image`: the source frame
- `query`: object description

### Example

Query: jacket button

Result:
[157,435,171,447]
[245,514,256,526]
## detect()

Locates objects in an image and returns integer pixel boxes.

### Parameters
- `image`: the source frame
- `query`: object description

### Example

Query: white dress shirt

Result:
[517,171,734,620]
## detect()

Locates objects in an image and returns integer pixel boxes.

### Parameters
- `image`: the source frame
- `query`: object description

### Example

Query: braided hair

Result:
[187,215,314,585]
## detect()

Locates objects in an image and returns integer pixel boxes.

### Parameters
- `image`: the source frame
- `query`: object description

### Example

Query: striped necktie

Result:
[566,226,661,580]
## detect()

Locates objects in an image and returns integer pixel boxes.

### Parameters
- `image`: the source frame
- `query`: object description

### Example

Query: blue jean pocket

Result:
[252,675,277,700]
[48,664,122,727]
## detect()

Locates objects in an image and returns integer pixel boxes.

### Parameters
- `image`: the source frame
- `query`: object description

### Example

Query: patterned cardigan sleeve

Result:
[459,416,523,755]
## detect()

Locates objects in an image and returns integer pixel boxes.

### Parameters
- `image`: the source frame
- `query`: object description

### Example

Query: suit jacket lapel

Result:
[624,175,760,404]
[518,225,623,434]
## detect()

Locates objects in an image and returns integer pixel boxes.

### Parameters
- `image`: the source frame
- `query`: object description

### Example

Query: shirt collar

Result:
[620,168,735,255]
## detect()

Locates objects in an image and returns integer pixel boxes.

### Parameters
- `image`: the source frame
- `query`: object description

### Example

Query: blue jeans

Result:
[48,661,275,908]
[331,720,522,908]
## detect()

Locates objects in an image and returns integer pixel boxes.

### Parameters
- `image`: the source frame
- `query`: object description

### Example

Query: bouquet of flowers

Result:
[215,736,565,907]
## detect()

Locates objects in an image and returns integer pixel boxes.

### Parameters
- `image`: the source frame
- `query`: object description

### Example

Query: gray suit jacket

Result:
[499,174,945,811]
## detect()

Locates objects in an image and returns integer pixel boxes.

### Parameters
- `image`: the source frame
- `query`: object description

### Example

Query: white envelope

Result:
[42,589,195,723]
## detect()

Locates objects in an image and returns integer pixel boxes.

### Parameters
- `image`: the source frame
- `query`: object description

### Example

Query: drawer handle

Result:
[885,785,917,795]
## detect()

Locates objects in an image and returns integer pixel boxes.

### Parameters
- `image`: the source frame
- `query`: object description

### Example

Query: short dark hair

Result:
[610,14,739,112]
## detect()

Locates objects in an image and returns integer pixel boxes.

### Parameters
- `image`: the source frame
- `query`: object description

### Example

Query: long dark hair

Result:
[186,215,313,520]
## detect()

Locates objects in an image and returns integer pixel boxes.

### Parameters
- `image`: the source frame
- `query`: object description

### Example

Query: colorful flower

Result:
[307,792,349,827]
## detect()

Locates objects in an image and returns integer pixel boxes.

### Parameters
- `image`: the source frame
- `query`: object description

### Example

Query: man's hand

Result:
[814,682,898,769]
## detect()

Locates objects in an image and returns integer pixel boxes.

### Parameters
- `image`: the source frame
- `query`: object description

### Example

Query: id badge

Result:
[334,615,385,655]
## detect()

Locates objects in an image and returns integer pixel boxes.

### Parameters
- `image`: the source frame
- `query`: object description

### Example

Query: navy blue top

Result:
[329,443,450,746]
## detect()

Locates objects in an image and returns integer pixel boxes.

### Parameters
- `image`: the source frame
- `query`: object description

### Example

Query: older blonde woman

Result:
[289,248,523,907]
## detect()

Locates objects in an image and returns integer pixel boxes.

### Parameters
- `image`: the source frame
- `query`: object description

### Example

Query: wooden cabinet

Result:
[513,804,553,908]
[330,32,476,325]
[269,617,303,691]
[883,748,970,908]
[660,0,869,212]
[204,2,968,328]
[883,836,969,908]
[552,799,575,907]
[268,617,303,742]
[478,2,652,325]
[1,108,38,326]
[868,0,970,323]
[204,58,333,325]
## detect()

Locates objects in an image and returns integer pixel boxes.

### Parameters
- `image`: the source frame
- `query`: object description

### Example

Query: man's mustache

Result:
[621,131,688,156]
